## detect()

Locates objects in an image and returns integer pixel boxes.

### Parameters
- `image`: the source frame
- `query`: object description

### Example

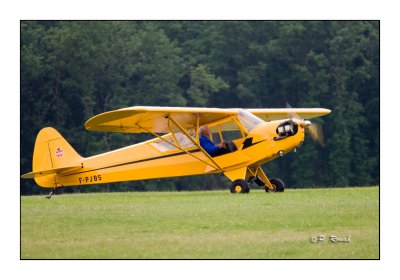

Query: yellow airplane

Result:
[21,106,330,197]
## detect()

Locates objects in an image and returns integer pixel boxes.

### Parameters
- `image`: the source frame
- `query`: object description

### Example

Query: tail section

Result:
[22,127,83,188]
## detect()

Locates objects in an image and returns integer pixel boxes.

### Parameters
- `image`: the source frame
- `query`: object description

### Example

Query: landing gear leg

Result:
[46,188,56,199]
[254,167,285,193]
[45,187,64,199]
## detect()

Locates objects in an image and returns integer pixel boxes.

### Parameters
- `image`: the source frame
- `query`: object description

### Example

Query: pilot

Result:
[198,125,230,157]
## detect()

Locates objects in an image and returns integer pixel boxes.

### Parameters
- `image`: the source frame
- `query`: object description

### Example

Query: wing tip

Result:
[321,108,331,115]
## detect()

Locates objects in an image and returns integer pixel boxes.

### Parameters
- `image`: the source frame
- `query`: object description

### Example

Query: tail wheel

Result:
[266,178,285,193]
[230,179,250,194]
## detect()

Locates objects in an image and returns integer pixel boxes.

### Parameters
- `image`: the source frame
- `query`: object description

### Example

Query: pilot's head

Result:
[199,125,211,137]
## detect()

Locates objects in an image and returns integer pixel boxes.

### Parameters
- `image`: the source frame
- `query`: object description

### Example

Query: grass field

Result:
[21,187,379,259]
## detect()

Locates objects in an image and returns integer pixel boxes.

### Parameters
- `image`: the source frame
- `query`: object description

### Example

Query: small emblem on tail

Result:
[55,147,64,158]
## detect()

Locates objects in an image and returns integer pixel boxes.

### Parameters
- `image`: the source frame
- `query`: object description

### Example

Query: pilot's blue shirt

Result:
[199,135,221,155]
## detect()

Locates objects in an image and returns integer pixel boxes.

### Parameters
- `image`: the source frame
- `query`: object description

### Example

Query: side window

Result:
[173,129,196,149]
[219,121,243,141]
[150,129,196,152]
[210,126,221,143]
[151,135,177,152]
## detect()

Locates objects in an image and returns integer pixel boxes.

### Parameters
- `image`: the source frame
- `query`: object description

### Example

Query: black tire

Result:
[230,179,250,194]
[268,178,285,192]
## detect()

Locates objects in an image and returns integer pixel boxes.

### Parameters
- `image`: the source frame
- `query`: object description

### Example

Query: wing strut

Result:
[135,122,223,172]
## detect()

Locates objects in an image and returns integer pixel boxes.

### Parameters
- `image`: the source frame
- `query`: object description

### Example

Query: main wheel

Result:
[266,178,285,192]
[230,179,250,194]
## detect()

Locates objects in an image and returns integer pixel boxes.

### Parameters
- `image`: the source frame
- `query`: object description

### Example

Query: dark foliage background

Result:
[20,21,379,194]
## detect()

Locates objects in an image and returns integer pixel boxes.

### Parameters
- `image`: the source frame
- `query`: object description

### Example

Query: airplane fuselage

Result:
[34,119,305,188]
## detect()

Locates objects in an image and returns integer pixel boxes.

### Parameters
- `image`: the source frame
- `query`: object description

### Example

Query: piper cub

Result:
[21,106,330,196]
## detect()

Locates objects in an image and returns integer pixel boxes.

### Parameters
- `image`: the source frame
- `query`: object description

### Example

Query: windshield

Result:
[238,109,264,132]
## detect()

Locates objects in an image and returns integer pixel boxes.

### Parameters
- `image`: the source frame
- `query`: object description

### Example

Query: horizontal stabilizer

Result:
[21,165,82,179]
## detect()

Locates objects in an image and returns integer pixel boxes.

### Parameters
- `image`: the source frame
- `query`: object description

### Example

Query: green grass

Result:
[21,187,379,259]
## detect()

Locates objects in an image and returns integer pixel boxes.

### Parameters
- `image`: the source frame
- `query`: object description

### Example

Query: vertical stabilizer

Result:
[31,127,83,187]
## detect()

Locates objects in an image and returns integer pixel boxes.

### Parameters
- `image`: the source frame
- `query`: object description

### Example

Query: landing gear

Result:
[246,176,285,192]
[46,188,55,199]
[230,179,250,194]
[227,167,285,194]
[249,176,265,187]
[266,178,285,193]
[46,187,64,199]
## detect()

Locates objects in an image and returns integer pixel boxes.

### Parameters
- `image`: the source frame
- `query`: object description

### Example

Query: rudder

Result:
[32,127,83,187]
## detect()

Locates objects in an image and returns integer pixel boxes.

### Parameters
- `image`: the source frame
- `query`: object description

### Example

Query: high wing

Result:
[247,108,331,122]
[85,106,238,134]
[85,106,331,134]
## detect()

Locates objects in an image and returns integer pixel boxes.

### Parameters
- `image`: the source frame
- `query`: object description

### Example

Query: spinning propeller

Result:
[286,103,325,147]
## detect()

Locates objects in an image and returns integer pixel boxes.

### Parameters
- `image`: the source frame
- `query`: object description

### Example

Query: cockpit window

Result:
[150,129,196,152]
[238,109,264,132]
[173,129,196,149]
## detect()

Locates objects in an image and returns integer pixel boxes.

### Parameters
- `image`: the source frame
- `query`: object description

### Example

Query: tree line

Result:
[20,21,379,194]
